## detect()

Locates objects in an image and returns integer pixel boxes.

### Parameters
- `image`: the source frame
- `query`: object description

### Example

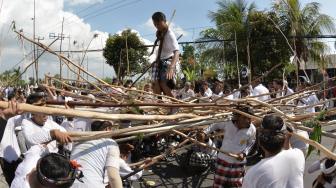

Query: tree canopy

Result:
[103,29,150,81]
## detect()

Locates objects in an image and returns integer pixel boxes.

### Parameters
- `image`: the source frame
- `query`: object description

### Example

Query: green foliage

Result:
[102,77,113,84]
[197,0,335,82]
[103,29,150,81]
[136,133,145,142]
[283,63,296,75]
[183,67,197,82]
[304,110,326,158]
[181,44,196,71]
[0,68,26,87]
[198,0,291,81]
[274,0,335,69]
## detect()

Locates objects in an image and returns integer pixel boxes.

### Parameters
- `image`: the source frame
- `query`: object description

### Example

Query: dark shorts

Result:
[151,58,176,89]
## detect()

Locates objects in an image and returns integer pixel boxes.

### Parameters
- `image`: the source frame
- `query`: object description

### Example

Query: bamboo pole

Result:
[45,100,237,108]
[71,119,224,142]
[172,130,240,159]
[14,30,124,98]
[0,101,198,121]
[47,74,188,104]
[291,132,336,160]
[42,85,105,103]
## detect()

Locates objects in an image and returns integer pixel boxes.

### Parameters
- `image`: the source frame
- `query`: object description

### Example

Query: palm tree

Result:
[199,0,256,83]
[273,0,335,84]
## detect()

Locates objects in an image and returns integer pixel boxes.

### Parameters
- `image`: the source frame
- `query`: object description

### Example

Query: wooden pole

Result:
[172,129,240,159]
[0,101,198,121]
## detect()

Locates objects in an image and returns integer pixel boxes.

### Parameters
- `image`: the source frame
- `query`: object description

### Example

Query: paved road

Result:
[132,127,335,188]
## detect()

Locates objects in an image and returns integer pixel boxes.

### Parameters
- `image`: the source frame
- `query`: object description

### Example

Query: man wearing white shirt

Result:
[202,82,213,98]
[242,115,305,188]
[118,143,146,188]
[204,107,256,188]
[61,117,92,132]
[11,145,81,188]
[151,12,180,99]
[296,82,319,113]
[251,80,270,101]
[0,100,22,187]
[211,82,223,100]
[178,82,195,100]
[273,79,294,98]
[22,94,71,152]
[71,120,122,188]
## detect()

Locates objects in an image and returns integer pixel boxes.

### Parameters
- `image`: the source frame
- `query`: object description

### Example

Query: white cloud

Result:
[144,18,188,38]
[66,0,103,6]
[0,0,114,80]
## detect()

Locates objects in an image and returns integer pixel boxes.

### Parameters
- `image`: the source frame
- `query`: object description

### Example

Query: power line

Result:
[54,34,336,53]
[44,0,121,34]
[45,0,136,34]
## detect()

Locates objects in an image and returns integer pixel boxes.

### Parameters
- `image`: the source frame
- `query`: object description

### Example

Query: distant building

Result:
[298,54,336,83]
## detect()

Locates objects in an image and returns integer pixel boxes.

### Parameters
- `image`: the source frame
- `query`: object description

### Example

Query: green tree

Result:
[102,77,113,84]
[199,0,292,81]
[103,29,149,81]
[273,0,335,81]
[199,0,256,81]
[181,45,196,71]
[0,68,26,86]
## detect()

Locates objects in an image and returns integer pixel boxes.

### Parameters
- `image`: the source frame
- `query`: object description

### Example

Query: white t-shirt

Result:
[252,84,270,101]
[0,115,24,162]
[159,29,179,60]
[71,138,120,188]
[242,148,305,188]
[11,145,47,188]
[119,158,142,181]
[290,130,309,155]
[298,93,319,113]
[179,88,195,100]
[61,118,92,132]
[204,88,213,98]
[22,118,68,152]
[204,121,256,163]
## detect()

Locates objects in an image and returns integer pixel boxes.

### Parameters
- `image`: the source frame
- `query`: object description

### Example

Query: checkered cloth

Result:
[189,151,212,168]
[213,158,245,188]
[151,61,159,81]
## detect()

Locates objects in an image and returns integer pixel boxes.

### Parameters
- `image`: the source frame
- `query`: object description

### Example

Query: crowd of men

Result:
[0,73,335,188]
[0,11,336,188]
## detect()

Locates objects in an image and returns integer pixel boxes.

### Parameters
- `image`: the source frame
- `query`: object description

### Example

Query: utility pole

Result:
[35,36,44,84]
[59,17,65,80]
[49,32,70,78]
[125,31,129,77]
[78,33,98,81]
[33,0,36,84]
[100,37,105,78]
[86,56,89,80]
[67,36,71,79]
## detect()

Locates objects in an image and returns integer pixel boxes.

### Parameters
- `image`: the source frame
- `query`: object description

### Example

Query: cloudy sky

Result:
[0,0,335,81]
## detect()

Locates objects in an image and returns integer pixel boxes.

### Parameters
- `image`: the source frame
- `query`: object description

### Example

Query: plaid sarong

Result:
[151,61,159,81]
[213,158,245,188]
[189,151,212,168]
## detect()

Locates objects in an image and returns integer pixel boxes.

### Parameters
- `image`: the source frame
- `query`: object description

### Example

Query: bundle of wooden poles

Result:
[5,29,336,163]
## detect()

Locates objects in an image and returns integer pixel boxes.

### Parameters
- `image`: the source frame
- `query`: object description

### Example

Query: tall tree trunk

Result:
[247,37,251,85]
[234,31,240,87]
